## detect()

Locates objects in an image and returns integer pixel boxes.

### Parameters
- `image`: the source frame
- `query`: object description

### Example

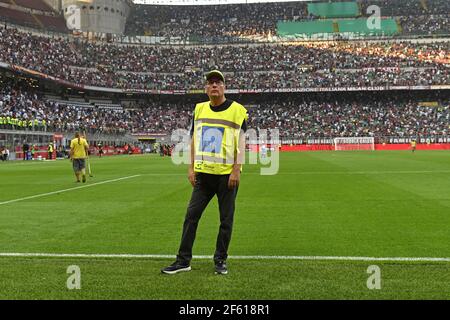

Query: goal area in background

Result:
[334,137,375,151]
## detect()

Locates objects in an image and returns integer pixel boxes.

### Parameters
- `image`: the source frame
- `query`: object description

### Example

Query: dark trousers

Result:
[177,173,239,264]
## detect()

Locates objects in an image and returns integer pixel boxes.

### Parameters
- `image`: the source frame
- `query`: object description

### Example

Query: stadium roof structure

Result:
[134,0,312,5]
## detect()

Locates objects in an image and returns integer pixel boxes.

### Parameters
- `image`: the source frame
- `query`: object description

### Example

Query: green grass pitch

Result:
[0,151,450,299]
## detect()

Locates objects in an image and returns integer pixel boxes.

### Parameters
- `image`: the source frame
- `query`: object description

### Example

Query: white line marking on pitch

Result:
[0,253,449,262]
[0,175,141,206]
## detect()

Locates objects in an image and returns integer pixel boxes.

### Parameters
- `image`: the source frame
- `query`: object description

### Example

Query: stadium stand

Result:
[1,0,54,13]
[123,0,449,41]
[359,0,448,16]
[37,14,67,32]
[0,7,39,30]
[248,93,450,140]
[0,0,448,146]
[307,1,360,18]
[0,0,447,40]
[359,0,426,16]
[125,1,308,40]
[0,0,68,32]
[1,80,449,140]
[336,18,399,36]
[0,26,448,90]
[400,15,449,35]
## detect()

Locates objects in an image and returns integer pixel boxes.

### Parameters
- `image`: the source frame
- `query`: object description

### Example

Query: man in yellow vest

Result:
[162,70,248,275]
[410,139,417,153]
[48,142,54,160]
[70,132,89,183]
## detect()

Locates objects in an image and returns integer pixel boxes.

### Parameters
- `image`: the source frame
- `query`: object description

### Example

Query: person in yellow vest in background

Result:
[48,142,54,160]
[410,139,417,153]
[31,145,37,160]
[162,70,248,275]
[70,132,89,183]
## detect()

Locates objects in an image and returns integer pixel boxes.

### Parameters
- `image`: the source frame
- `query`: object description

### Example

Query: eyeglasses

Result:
[206,80,224,86]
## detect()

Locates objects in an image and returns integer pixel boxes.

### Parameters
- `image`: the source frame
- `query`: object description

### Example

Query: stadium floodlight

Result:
[334,137,375,151]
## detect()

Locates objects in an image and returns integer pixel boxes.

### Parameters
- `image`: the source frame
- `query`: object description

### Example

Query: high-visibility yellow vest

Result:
[193,101,247,175]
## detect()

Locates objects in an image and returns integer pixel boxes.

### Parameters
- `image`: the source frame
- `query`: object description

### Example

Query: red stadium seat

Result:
[0,0,54,12]
[0,7,39,29]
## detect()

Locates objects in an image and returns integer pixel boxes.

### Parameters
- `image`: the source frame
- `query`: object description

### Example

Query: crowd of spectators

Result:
[125,2,308,39]
[362,0,450,36]
[400,15,449,35]
[1,1,448,147]
[359,0,448,16]
[0,83,128,133]
[2,83,449,139]
[1,26,448,90]
[0,84,49,130]
[124,0,449,40]
[63,40,450,73]
[0,81,193,134]
[248,95,450,139]
[128,94,450,139]
[0,0,447,41]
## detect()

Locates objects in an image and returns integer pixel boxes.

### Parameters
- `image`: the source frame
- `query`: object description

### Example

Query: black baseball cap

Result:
[205,70,225,83]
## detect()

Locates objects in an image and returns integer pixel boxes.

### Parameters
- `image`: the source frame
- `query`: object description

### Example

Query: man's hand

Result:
[188,167,196,187]
[228,169,240,189]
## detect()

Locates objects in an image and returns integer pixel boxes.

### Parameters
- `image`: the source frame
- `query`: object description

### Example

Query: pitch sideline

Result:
[0,252,449,262]
[0,175,142,205]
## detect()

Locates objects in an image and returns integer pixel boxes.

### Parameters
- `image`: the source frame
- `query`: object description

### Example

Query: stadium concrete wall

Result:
[62,0,130,35]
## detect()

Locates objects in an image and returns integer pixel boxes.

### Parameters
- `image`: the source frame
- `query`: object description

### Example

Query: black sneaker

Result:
[161,261,191,274]
[82,175,86,183]
[215,261,228,275]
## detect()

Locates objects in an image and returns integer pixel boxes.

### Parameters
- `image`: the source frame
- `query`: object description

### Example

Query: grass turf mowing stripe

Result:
[140,170,450,176]
[279,170,450,174]
[0,175,141,206]
[1,253,450,262]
